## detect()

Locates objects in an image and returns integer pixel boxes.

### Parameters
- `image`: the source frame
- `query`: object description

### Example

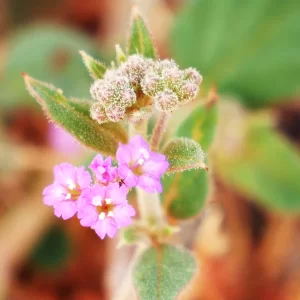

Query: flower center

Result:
[131,148,150,175]
[64,179,81,200]
[93,197,114,220]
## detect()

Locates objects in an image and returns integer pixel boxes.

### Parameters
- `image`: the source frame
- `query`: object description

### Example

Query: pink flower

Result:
[78,183,135,239]
[89,155,117,185]
[43,163,91,220]
[116,135,169,193]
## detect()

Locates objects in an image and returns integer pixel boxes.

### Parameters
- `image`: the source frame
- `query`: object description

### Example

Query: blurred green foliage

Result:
[215,114,300,212]
[30,225,71,271]
[0,25,101,109]
[171,0,300,107]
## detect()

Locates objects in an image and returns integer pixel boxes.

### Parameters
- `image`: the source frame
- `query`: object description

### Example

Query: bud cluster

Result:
[141,60,202,112]
[90,54,202,124]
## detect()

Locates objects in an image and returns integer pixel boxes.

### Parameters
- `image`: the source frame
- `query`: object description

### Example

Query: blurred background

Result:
[0,0,300,299]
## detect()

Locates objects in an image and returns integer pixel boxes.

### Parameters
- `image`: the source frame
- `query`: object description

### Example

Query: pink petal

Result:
[54,201,77,220]
[118,165,138,188]
[54,163,76,185]
[138,175,162,193]
[92,219,117,239]
[76,167,91,188]
[43,184,66,206]
[113,204,135,227]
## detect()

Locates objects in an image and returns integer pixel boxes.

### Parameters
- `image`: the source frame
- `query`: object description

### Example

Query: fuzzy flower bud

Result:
[90,75,136,122]
[179,82,199,104]
[154,89,179,112]
[141,59,202,109]
[140,72,161,96]
[184,67,203,85]
[119,54,151,89]
[105,103,126,122]
[90,103,108,124]
[90,76,136,107]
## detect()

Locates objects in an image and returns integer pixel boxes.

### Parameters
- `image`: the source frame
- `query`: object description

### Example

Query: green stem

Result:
[150,112,169,151]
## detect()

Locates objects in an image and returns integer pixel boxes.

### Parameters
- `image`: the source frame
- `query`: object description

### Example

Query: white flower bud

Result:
[184,68,202,85]
[90,75,136,110]
[90,103,108,124]
[154,89,179,112]
[119,54,152,89]
[141,72,161,96]
[105,104,126,122]
[179,82,199,103]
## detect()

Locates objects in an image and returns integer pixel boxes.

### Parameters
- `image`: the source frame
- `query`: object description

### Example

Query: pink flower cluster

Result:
[43,135,169,239]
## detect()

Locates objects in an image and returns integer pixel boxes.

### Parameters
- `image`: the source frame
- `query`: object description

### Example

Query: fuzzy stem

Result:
[129,120,148,139]
[112,243,147,300]
[136,188,165,226]
[150,112,169,151]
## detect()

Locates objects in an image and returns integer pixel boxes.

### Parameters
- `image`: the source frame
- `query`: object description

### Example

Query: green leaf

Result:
[134,245,196,300]
[115,44,127,65]
[79,51,107,80]
[162,137,206,173]
[128,7,157,59]
[215,116,300,212]
[161,104,214,219]
[0,25,102,109]
[162,170,208,219]
[177,103,218,152]
[171,0,300,107]
[24,75,128,156]
[30,225,71,271]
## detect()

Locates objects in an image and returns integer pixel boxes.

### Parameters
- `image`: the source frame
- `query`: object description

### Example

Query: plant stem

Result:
[111,243,147,300]
[136,188,165,226]
[150,112,169,151]
[112,124,167,300]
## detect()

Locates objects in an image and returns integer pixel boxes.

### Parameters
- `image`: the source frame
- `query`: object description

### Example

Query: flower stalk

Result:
[150,112,169,152]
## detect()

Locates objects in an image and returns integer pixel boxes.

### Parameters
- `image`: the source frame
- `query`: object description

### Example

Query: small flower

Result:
[117,135,169,193]
[78,183,135,239]
[89,155,117,185]
[43,163,91,220]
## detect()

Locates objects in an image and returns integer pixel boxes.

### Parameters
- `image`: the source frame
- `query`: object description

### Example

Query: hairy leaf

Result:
[24,75,127,156]
[162,137,206,173]
[79,51,107,80]
[128,7,157,59]
[162,170,208,219]
[134,245,196,300]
